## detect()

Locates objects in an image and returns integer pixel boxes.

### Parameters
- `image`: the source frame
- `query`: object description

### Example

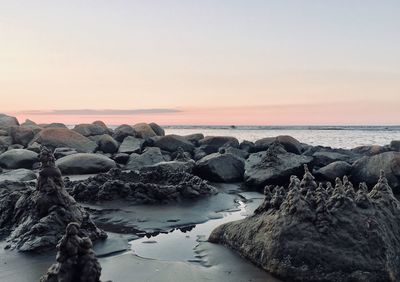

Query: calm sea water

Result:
[164,126,400,149]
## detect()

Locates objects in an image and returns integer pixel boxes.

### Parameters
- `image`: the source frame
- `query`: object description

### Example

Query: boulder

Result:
[54,147,79,159]
[42,123,68,129]
[198,136,239,154]
[194,152,244,182]
[113,124,137,142]
[239,140,255,153]
[27,142,42,153]
[9,126,37,146]
[351,151,400,192]
[56,153,116,175]
[0,149,38,169]
[0,129,8,136]
[153,134,195,152]
[98,134,119,154]
[125,147,164,170]
[92,120,113,134]
[20,119,37,126]
[255,135,302,154]
[209,169,400,282]
[314,161,352,181]
[73,124,107,137]
[133,123,157,139]
[390,140,400,152]
[351,145,388,156]
[0,114,19,129]
[118,136,144,154]
[183,133,204,145]
[0,136,12,148]
[149,122,165,136]
[0,168,37,182]
[113,153,130,164]
[224,147,249,160]
[244,144,312,189]
[31,128,97,153]
[145,160,195,174]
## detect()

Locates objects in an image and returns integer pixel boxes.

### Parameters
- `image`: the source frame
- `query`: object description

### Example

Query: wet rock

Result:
[303,146,357,168]
[239,140,255,153]
[244,143,313,189]
[73,123,108,137]
[113,153,130,165]
[210,168,400,282]
[9,126,38,146]
[27,142,42,153]
[56,153,116,175]
[133,123,157,139]
[255,135,303,154]
[193,148,207,161]
[98,134,119,154]
[351,151,400,192]
[65,167,217,204]
[149,122,165,136]
[194,152,244,182]
[224,147,249,160]
[54,147,79,159]
[40,223,102,282]
[125,147,164,170]
[0,136,13,148]
[314,161,352,181]
[31,128,98,153]
[0,146,106,251]
[145,160,195,174]
[118,136,144,154]
[198,136,239,154]
[390,140,400,152]
[153,134,195,153]
[183,133,204,145]
[0,149,38,169]
[0,168,37,182]
[113,124,137,142]
[351,145,388,156]
[0,113,19,129]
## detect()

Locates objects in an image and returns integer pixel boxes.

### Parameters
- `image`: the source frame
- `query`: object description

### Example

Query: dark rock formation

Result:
[239,140,255,153]
[0,114,19,129]
[0,146,106,251]
[390,140,400,152]
[54,147,79,159]
[31,128,97,153]
[65,167,217,204]
[118,136,144,154]
[314,161,352,181]
[0,168,37,182]
[56,153,116,175]
[112,124,137,142]
[133,123,157,139]
[198,136,239,154]
[40,222,102,282]
[351,145,388,156]
[210,167,400,282]
[0,149,38,169]
[97,134,119,154]
[153,134,195,153]
[254,135,303,154]
[182,133,205,145]
[9,125,38,146]
[244,143,313,189]
[149,122,165,136]
[73,124,108,137]
[125,147,165,170]
[42,123,68,129]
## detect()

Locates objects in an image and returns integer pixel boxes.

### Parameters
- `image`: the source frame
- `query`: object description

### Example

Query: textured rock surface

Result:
[0,147,106,251]
[198,136,239,154]
[125,147,165,170]
[65,167,217,204]
[314,161,352,181]
[0,149,38,169]
[149,122,165,136]
[153,134,195,153]
[31,128,97,153]
[73,123,107,137]
[118,136,144,154]
[133,123,157,139]
[255,135,303,154]
[210,168,400,282]
[56,153,116,175]
[112,124,137,142]
[0,114,19,129]
[0,168,37,182]
[10,126,38,146]
[97,134,119,154]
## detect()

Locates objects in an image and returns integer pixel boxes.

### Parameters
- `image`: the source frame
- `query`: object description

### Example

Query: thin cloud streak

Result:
[16,109,182,116]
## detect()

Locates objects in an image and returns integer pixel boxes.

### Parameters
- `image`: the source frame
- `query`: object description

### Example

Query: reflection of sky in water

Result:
[130,200,260,262]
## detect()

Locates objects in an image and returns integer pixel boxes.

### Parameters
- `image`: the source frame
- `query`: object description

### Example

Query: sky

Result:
[0,0,399,125]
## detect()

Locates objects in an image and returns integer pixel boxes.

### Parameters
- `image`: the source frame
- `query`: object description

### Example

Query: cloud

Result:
[17,109,182,115]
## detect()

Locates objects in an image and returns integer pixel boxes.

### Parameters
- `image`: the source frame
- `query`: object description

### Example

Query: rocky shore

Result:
[1,113,400,281]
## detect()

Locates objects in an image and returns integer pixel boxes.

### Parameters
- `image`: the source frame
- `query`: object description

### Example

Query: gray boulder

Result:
[125,147,164,170]
[314,161,352,181]
[224,147,249,160]
[98,134,119,154]
[351,145,388,156]
[351,151,400,192]
[54,147,79,159]
[0,149,38,169]
[113,124,137,142]
[0,129,8,136]
[9,126,37,146]
[239,140,255,153]
[0,136,12,148]
[0,168,37,182]
[0,114,19,129]
[113,153,130,164]
[198,136,239,154]
[73,124,107,137]
[149,122,165,136]
[133,123,157,139]
[31,128,97,153]
[118,136,144,154]
[56,153,116,175]
[93,120,113,135]
[255,135,302,154]
[42,123,68,129]
[153,134,195,152]
[183,133,204,145]
[195,152,244,182]
[390,140,400,152]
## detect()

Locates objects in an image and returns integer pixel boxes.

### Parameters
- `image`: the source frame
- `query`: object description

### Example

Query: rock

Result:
[40,223,102,282]
[54,147,79,159]
[183,133,204,145]
[193,148,207,161]
[9,144,24,150]
[145,160,195,174]
[133,123,157,139]
[153,134,195,153]
[118,136,144,154]
[0,149,38,169]
[0,147,106,251]
[244,143,313,189]
[65,167,217,204]
[351,151,400,192]
[149,122,165,136]
[255,135,303,154]
[0,168,37,182]
[42,123,68,129]
[9,126,37,146]
[31,128,97,153]
[0,113,19,129]
[0,129,8,136]
[351,145,388,156]
[98,134,119,154]
[0,136,12,148]
[198,136,239,154]
[390,140,400,151]
[312,151,350,167]
[113,153,130,165]
[21,119,37,126]
[27,142,42,153]
[113,124,137,142]
[194,152,244,182]
[73,123,107,137]
[125,147,165,170]
[314,161,352,181]
[224,147,249,160]
[210,169,400,282]
[92,120,113,134]
[239,140,255,153]
[56,153,116,175]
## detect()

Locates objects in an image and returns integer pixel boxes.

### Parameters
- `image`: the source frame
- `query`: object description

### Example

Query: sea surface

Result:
[164,125,400,149]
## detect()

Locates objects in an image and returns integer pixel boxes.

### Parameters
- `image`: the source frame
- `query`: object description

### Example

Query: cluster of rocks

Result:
[0,146,106,251]
[210,167,400,281]
[65,167,217,204]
